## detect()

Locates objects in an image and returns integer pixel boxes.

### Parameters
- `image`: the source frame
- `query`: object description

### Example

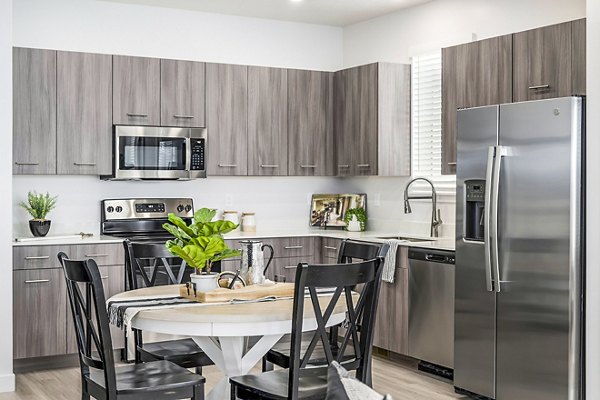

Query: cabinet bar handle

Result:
[174,115,195,119]
[447,162,457,166]
[15,162,39,166]
[24,256,50,260]
[284,245,303,249]
[25,279,50,284]
[101,276,109,280]
[528,84,550,90]
[218,164,238,168]
[300,165,317,168]
[356,164,370,168]
[126,113,148,117]
[85,254,108,258]
[284,266,296,269]
[324,246,337,250]
[74,162,97,166]
[338,165,350,168]
[260,165,279,168]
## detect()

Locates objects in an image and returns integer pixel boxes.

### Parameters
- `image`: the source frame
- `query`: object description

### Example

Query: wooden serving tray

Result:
[180,282,295,303]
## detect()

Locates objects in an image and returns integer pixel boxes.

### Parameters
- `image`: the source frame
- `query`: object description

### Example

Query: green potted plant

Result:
[163,208,240,292]
[19,191,58,237]
[343,208,367,232]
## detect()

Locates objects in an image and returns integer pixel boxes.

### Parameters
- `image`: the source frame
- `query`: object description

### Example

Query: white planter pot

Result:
[190,273,219,292]
[346,215,362,232]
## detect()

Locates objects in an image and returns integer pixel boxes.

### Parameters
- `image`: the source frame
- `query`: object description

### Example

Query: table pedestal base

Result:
[193,334,284,400]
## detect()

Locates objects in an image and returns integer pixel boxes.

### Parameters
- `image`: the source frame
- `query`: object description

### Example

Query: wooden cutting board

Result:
[179,282,295,303]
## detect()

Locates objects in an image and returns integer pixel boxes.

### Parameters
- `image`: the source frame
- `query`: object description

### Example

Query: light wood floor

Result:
[0,355,467,400]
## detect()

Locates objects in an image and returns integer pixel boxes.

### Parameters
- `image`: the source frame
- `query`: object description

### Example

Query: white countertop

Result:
[13,228,455,251]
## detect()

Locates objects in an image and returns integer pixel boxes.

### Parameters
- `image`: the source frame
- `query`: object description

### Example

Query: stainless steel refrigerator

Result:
[454,96,584,400]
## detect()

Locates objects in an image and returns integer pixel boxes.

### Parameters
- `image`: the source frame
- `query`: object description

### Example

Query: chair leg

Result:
[195,365,203,375]
[192,383,204,400]
[81,392,90,400]
[261,357,273,372]
[230,383,237,400]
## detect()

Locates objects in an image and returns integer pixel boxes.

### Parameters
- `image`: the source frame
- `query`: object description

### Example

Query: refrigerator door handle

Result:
[484,146,496,292]
[491,145,507,293]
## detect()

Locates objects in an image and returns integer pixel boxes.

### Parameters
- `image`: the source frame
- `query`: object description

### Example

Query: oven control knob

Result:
[106,206,114,213]
[185,205,192,213]
[177,205,184,212]
[115,206,123,213]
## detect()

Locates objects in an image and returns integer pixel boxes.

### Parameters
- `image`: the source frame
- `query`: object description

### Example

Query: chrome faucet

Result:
[403,177,443,238]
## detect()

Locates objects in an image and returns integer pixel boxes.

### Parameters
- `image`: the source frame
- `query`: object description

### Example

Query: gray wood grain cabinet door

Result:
[13,268,67,358]
[56,51,112,175]
[160,59,205,127]
[513,21,572,102]
[206,63,248,176]
[571,18,586,95]
[248,66,288,176]
[13,47,57,175]
[441,35,512,175]
[356,63,378,176]
[333,68,358,177]
[378,63,411,177]
[288,70,334,176]
[113,55,160,126]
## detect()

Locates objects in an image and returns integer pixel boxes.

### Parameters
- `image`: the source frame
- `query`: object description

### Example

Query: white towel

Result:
[382,240,400,283]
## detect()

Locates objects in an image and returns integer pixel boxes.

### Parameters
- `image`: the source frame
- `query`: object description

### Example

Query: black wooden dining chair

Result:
[230,255,385,400]
[57,252,205,400]
[263,239,388,373]
[123,240,214,373]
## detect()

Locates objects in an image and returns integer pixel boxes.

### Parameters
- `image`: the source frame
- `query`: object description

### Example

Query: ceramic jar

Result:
[241,212,257,232]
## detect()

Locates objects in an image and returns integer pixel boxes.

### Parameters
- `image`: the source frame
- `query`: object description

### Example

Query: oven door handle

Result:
[185,137,192,177]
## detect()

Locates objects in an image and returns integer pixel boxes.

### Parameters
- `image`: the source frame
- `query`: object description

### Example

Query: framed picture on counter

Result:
[310,194,366,228]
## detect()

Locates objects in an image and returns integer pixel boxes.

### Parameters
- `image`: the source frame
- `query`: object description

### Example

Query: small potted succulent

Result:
[163,208,240,292]
[19,191,58,237]
[344,208,367,232]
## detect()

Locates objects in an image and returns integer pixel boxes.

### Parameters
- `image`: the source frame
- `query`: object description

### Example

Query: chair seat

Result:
[230,367,329,400]
[138,338,213,369]
[89,360,205,395]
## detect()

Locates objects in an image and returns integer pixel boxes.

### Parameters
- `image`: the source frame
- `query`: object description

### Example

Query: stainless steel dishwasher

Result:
[408,248,455,374]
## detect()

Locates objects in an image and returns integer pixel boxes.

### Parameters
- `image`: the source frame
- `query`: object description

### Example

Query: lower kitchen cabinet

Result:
[319,237,343,262]
[13,268,67,359]
[373,248,409,356]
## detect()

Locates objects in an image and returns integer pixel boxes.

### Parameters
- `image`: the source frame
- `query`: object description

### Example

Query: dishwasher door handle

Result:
[425,254,447,262]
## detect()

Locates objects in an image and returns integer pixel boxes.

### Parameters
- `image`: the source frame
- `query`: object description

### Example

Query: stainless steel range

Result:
[101,198,194,241]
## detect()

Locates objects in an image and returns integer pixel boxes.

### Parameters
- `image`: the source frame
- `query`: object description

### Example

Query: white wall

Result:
[0,0,14,393]
[587,0,598,397]
[343,0,586,66]
[13,0,343,71]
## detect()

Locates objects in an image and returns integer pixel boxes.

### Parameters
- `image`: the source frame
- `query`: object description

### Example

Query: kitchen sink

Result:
[376,236,434,242]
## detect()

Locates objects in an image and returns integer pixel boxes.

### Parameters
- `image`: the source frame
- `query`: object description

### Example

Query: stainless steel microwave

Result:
[104,126,207,180]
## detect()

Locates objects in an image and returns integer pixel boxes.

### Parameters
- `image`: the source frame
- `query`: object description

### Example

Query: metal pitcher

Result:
[239,240,274,285]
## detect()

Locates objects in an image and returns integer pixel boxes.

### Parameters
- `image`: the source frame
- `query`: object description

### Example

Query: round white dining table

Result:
[108,285,349,400]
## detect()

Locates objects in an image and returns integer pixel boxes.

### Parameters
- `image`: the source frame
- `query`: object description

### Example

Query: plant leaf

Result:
[194,208,217,224]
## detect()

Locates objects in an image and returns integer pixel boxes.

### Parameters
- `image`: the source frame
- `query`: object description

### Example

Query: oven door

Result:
[114,126,191,179]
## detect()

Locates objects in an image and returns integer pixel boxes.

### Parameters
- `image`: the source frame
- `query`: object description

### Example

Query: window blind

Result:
[411,50,442,177]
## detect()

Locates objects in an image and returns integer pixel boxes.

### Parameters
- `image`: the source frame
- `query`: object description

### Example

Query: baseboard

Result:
[0,373,15,393]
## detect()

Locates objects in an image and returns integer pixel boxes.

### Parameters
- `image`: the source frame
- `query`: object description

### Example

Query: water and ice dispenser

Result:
[464,180,486,241]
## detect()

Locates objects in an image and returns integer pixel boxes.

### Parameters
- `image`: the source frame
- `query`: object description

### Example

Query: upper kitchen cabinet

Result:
[441,35,513,175]
[248,66,288,176]
[56,51,112,175]
[13,47,57,175]
[513,21,573,102]
[113,55,160,126]
[161,59,206,127]
[571,18,586,95]
[288,70,334,176]
[334,63,410,177]
[206,63,248,176]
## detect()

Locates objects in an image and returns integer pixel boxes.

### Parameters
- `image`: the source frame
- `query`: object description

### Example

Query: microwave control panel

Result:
[190,138,205,171]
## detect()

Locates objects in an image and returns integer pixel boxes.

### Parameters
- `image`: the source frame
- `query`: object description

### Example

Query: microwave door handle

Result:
[491,145,506,293]
[484,146,495,292]
[185,137,192,177]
